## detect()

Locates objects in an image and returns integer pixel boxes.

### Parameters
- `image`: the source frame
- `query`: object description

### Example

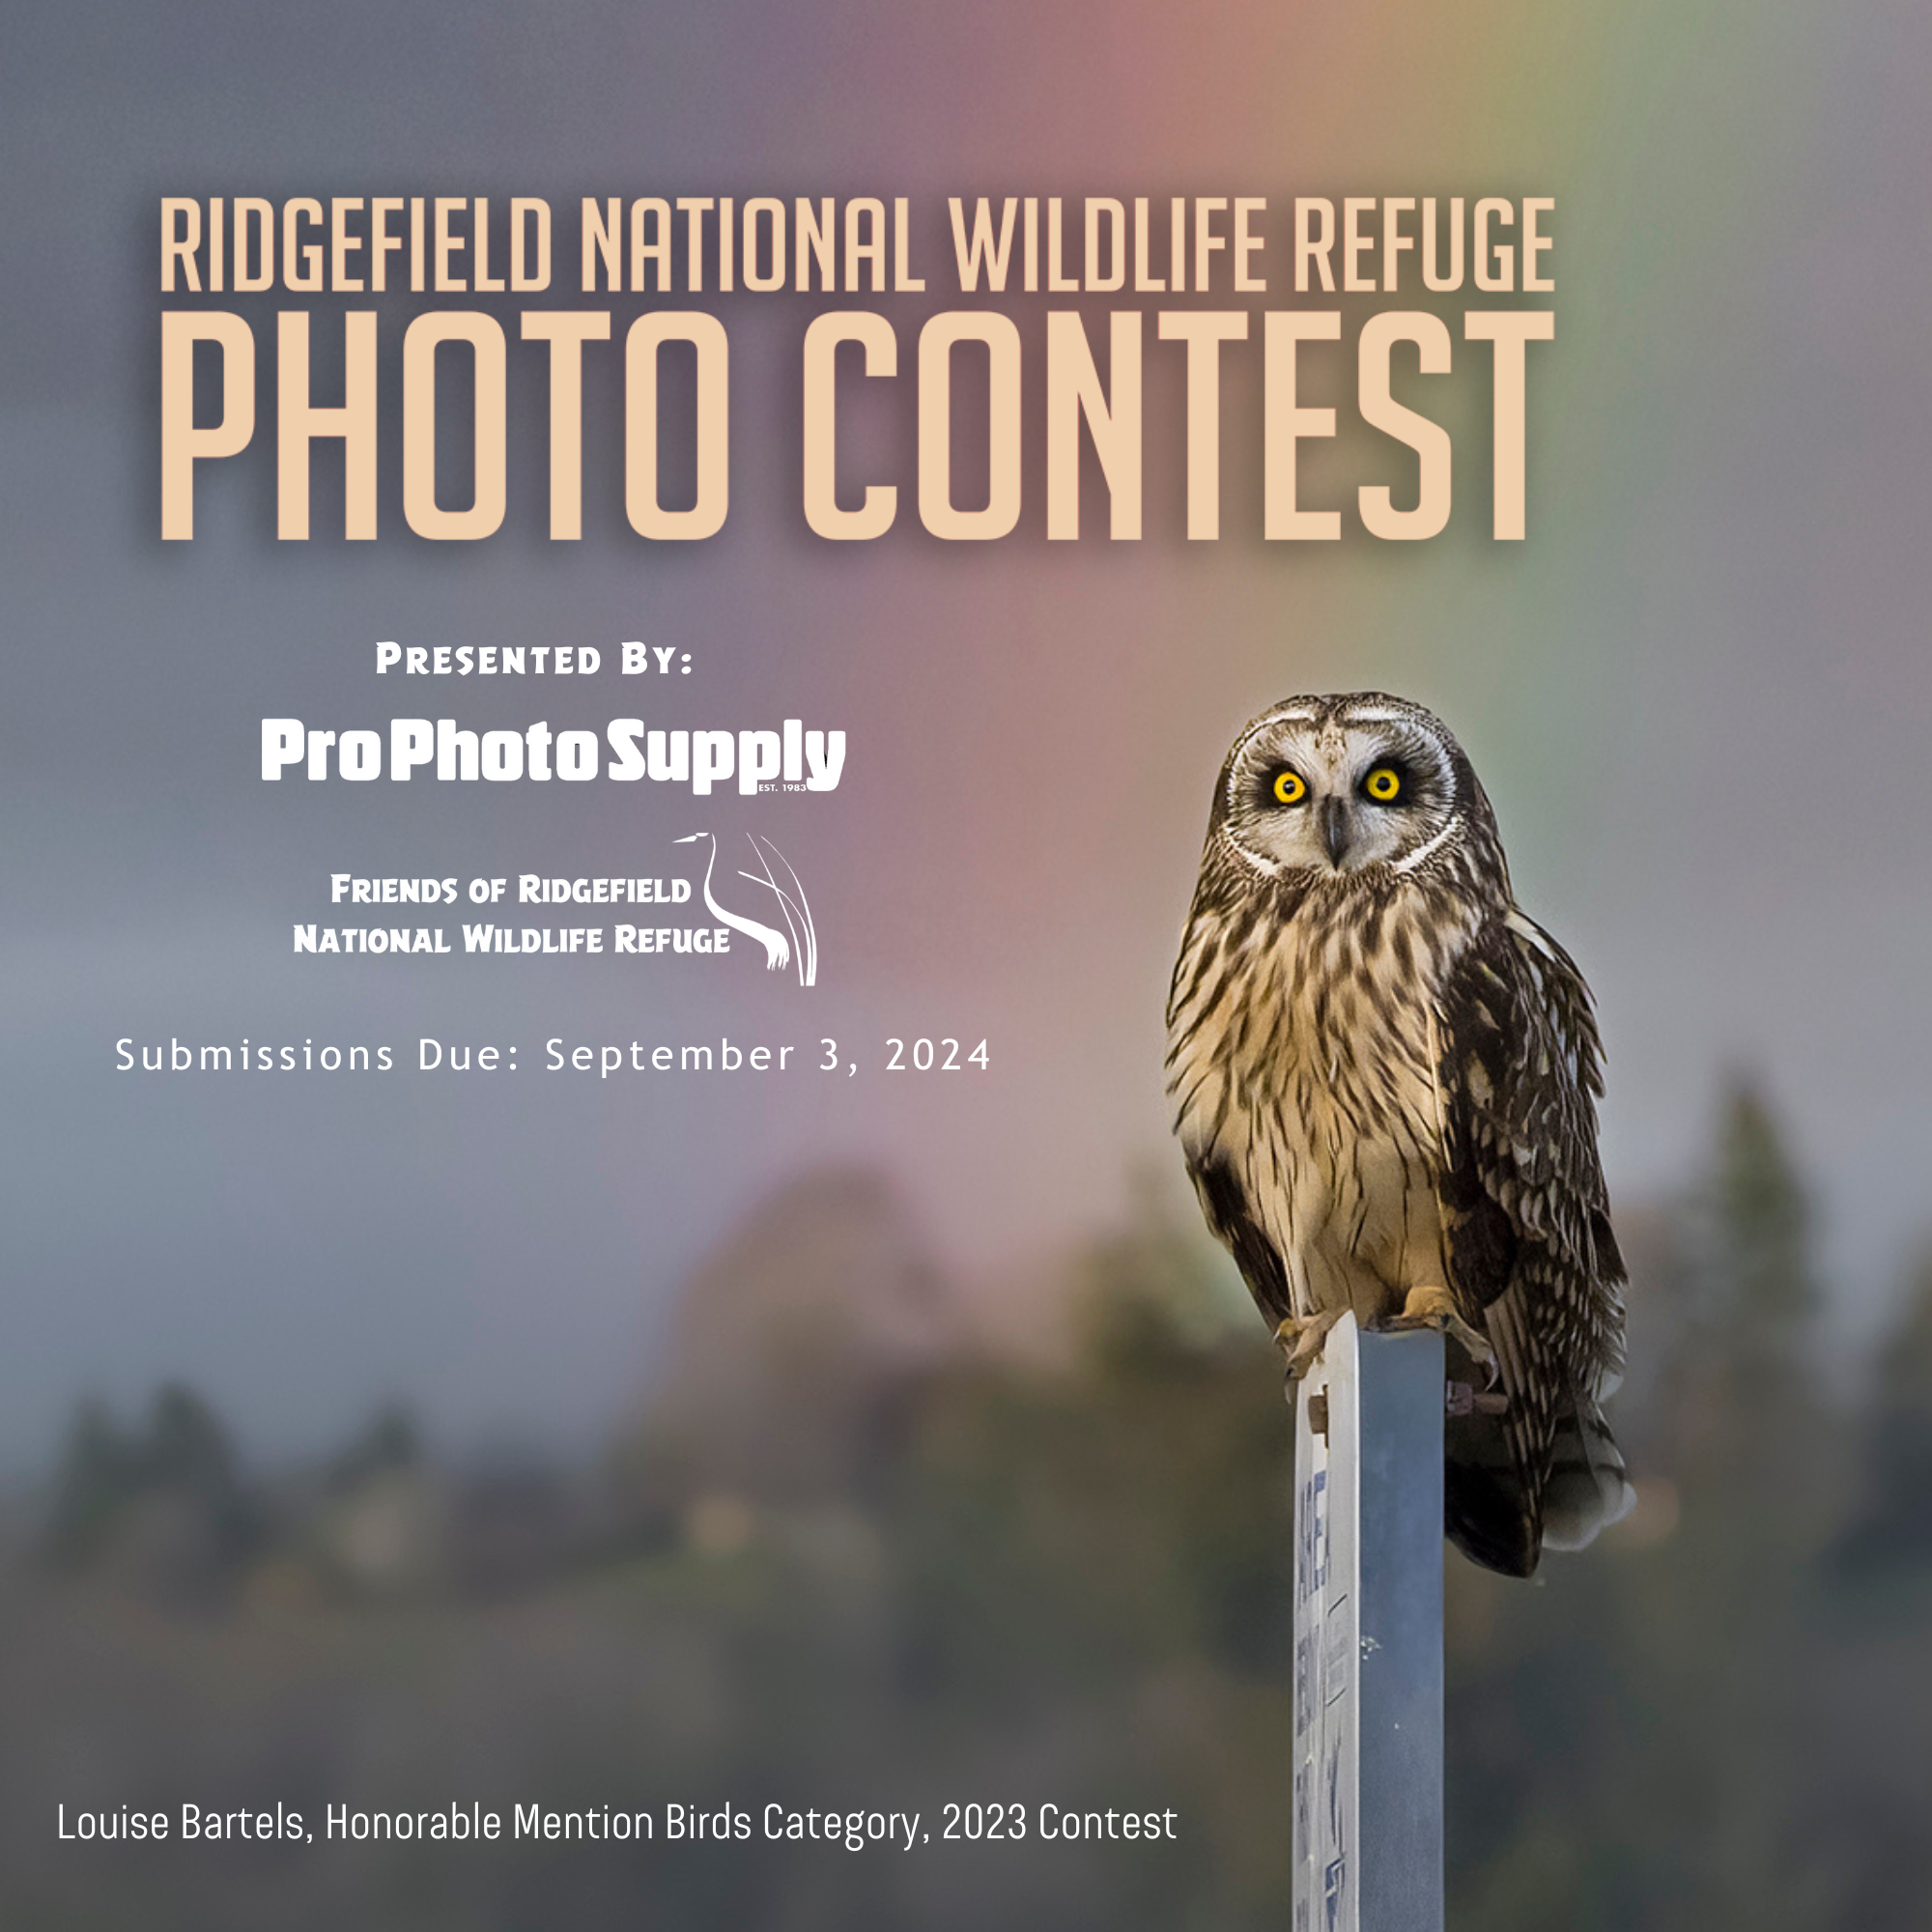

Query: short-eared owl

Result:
[1166,693,1633,1577]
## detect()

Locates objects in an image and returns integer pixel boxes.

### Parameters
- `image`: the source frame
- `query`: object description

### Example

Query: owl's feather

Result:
[1433,914,1632,1571]
[1166,692,1633,1577]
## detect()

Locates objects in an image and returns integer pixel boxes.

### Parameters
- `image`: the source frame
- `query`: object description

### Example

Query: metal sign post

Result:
[1293,1315,1444,1932]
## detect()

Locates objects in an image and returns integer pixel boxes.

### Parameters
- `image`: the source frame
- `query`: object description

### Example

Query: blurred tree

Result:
[324,1403,422,1493]
[1834,1248,1932,1576]
[144,1382,254,1548]
[1678,1077,1826,1514]
[43,1381,255,1575]
[1641,1079,1836,1931]
[43,1396,133,1565]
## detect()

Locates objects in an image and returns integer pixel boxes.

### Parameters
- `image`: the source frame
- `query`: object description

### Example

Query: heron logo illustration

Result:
[674,833,818,987]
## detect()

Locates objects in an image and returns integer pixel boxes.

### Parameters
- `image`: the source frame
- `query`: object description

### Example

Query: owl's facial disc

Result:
[1225,715,1454,876]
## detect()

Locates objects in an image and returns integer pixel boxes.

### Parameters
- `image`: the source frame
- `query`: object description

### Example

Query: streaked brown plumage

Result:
[1165,692,1632,1576]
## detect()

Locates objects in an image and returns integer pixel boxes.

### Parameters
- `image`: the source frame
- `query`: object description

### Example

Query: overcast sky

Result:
[5,1,1931,1470]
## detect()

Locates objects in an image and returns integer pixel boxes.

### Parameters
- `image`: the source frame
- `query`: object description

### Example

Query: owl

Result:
[1165,692,1634,1577]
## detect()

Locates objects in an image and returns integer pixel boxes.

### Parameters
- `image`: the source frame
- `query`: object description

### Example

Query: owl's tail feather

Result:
[1444,1415,1540,1577]
[1444,1382,1635,1576]
[1540,1397,1635,1552]
[1445,1290,1543,1577]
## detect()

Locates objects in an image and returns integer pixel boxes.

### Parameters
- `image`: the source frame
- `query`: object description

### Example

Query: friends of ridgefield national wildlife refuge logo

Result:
[673,832,818,986]
[297,834,819,984]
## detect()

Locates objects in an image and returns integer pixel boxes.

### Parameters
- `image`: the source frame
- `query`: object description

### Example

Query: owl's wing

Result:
[1435,910,1621,1338]
[1434,908,1628,1573]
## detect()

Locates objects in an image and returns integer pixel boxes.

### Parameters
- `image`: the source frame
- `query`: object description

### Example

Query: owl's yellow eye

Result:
[1364,766,1402,803]
[1272,769,1308,806]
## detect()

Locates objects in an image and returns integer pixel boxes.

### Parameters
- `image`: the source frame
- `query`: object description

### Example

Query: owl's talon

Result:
[1273,1311,1343,1380]
[1379,1285,1495,1370]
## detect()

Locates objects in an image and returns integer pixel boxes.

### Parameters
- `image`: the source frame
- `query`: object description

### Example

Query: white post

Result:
[1292,1314,1444,1932]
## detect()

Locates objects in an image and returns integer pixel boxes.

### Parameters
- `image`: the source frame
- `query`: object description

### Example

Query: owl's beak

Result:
[1320,795,1353,867]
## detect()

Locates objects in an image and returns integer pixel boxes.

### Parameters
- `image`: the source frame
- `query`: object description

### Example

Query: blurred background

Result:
[5,0,1932,1923]
[7,1093,1932,1928]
